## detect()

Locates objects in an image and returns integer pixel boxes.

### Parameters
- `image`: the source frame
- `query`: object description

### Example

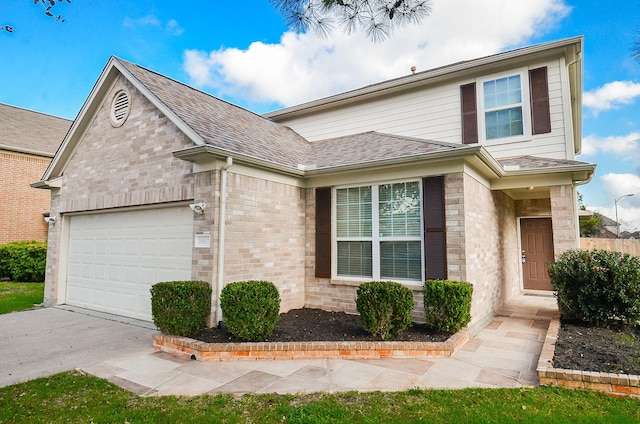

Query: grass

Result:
[0,372,639,423]
[0,282,44,314]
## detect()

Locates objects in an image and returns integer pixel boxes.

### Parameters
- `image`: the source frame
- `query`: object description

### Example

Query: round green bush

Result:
[548,249,640,326]
[356,281,414,340]
[150,281,212,336]
[220,280,281,341]
[423,279,473,333]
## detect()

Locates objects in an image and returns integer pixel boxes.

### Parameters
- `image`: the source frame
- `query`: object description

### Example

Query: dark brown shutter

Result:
[529,67,551,135]
[315,187,331,278]
[423,176,447,280]
[460,83,478,144]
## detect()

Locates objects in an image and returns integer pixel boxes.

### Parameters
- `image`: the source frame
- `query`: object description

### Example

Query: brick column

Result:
[550,184,579,255]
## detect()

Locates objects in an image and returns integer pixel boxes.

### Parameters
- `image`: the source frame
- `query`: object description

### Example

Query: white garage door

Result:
[65,206,193,321]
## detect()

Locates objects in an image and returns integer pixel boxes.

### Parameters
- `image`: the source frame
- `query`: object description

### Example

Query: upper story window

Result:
[460,67,551,145]
[482,74,523,140]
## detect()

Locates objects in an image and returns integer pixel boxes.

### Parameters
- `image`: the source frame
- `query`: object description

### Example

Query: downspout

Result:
[216,156,233,326]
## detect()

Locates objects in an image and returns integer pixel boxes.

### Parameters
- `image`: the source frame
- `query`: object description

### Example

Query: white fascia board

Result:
[172,145,305,178]
[265,37,584,120]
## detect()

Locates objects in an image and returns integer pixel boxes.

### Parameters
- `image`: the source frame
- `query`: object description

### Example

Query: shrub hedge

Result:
[220,280,281,341]
[150,281,212,336]
[547,249,640,326]
[0,241,47,282]
[423,279,473,333]
[356,281,414,340]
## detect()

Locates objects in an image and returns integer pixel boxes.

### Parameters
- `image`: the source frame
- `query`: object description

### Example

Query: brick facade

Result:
[222,172,306,313]
[457,174,520,331]
[0,151,51,244]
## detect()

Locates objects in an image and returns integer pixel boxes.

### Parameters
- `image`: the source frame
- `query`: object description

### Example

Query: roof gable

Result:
[42,56,311,182]
[0,103,71,157]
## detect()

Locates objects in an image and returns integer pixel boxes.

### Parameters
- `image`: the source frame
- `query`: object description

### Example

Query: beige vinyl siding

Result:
[276,58,573,161]
[279,82,463,143]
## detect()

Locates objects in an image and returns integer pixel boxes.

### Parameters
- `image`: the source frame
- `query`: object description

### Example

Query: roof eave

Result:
[265,36,584,120]
[0,144,54,158]
[173,145,306,177]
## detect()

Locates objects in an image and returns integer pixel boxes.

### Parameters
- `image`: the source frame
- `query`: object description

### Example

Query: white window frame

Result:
[332,180,424,283]
[477,68,531,144]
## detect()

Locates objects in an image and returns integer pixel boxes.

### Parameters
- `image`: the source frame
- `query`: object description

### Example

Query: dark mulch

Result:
[553,320,640,375]
[192,307,451,343]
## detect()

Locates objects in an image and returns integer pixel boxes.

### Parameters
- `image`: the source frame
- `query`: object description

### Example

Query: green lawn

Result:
[0,372,639,423]
[0,282,44,314]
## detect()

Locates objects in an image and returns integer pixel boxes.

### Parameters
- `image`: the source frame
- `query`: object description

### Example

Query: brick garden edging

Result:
[153,329,469,361]
[537,316,640,398]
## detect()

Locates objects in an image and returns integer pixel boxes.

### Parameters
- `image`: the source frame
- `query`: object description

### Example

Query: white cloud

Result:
[166,19,184,36]
[123,15,183,36]
[123,15,160,28]
[583,81,640,114]
[581,132,640,160]
[592,173,640,231]
[182,0,569,108]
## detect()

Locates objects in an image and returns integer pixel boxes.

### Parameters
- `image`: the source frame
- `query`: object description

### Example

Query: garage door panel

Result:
[65,207,193,321]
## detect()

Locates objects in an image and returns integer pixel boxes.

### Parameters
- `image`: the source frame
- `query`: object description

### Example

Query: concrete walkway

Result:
[81,294,558,396]
[0,306,155,388]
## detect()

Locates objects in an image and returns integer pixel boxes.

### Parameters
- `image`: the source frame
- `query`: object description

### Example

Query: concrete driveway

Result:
[0,306,156,388]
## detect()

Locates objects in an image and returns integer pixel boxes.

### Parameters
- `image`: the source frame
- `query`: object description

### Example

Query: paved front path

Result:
[81,294,558,396]
[0,307,155,388]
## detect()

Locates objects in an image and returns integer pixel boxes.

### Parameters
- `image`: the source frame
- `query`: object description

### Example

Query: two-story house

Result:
[34,36,594,333]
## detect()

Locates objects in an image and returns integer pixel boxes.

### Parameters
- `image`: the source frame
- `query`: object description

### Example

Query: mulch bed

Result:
[553,320,640,375]
[191,307,640,377]
[192,307,451,343]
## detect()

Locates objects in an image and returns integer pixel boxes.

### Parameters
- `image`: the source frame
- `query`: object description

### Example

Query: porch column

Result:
[550,184,579,255]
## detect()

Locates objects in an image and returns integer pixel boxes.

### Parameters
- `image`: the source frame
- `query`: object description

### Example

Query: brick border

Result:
[153,329,469,361]
[537,316,640,398]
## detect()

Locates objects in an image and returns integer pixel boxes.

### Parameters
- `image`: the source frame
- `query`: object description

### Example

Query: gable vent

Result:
[110,90,131,127]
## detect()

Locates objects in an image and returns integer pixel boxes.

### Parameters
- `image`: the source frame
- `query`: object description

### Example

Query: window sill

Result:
[329,278,423,291]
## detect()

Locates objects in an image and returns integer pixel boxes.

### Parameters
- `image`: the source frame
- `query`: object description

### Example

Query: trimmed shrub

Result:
[0,241,47,282]
[547,249,640,326]
[220,280,281,341]
[424,279,473,333]
[356,281,414,340]
[150,281,212,336]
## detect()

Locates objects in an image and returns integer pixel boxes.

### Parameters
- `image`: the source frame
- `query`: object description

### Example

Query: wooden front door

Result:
[520,218,555,290]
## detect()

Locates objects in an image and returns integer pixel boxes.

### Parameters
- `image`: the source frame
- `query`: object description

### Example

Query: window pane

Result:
[380,242,422,280]
[484,75,521,109]
[336,186,372,237]
[485,107,523,139]
[378,182,421,237]
[337,241,372,277]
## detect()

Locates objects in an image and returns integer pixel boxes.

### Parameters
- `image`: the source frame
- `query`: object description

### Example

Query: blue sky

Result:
[2,0,639,230]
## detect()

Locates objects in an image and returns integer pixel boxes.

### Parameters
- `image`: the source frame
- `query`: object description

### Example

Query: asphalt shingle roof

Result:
[0,103,71,156]
[310,131,464,169]
[118,59,310,169]
[498,155,591,170]
[113,58,593,176]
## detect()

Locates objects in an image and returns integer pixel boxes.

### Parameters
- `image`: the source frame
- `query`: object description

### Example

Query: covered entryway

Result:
[64,206,193,321]
[520,217,555,291]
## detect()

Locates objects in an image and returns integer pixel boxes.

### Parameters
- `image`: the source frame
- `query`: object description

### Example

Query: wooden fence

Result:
[580,238,640,256]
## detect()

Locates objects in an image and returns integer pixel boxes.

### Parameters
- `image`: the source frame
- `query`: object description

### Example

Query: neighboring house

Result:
[33,36,595,333]
[0,103,71,245]
[579,210,617,238]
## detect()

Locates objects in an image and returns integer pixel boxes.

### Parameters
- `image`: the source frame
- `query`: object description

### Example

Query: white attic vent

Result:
[110,90,131,127]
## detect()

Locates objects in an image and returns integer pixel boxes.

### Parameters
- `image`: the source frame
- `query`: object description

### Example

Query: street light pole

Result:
[615,193,635,238]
